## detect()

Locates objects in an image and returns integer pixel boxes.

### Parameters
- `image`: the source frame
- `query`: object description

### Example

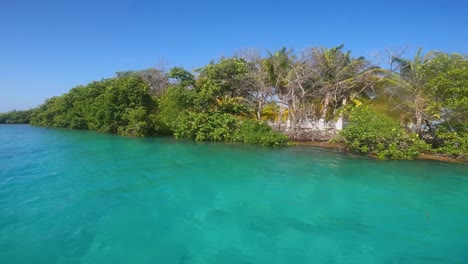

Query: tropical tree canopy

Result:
[2,45,465,159]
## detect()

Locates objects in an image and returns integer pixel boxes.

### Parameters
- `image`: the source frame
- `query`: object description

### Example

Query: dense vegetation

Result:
[337,50,468,159]
[0,109,33,124]
[2,45,467,159]
[28,66,289,146]
[336,105,430,159]
[30,76,157,136]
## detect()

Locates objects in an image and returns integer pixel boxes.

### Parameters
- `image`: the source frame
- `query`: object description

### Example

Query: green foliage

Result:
[156,64,286,146]
[115,68,169,96]
[171,111,288,146]
[157,86,195,132]
[168,67,195,87]
[433,131,468,159]
[338,105,429,159]
[382,51,468,130]
[261,103,280,121]
[173,112,238,141]
[432,123,468,159]
[263,47,295,90]
[0,110,33,124]
[233,119,289,147]
[192,81,220,111]
[197,58,250,97]
[30,76,157,136]
[118,106,151,136]
[156,76,286,146]
[25,47,467,155]
[215,96,250,116]
[427,65,468,123]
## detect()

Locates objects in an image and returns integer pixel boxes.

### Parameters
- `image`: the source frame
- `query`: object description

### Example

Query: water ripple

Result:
[1,125,467,263]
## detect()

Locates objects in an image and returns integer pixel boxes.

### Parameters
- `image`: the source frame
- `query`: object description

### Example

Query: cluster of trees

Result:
[1,45,467,159]
[26,64,289,146]
[29,76,157,136]
[0,109,33,124]
[336,49,468,159]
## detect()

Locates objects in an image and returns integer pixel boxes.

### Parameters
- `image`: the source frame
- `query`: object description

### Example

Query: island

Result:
[1,46,467,161]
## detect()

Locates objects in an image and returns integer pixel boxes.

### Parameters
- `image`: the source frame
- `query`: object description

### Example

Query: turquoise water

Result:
[1,125,467,263]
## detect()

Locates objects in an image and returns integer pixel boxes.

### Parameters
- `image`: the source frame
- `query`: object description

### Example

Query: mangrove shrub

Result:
[338,105,429,159]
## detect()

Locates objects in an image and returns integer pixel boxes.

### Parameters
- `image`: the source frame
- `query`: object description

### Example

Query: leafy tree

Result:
[196,58,253,99]
[281,45,381,138]
[263,47,295,94]
[168,67,195,87]
[303,45,370,120]
[263,47,295,127]
[425,54,468,125]
[382,49,441,133]
[116,68,169,96]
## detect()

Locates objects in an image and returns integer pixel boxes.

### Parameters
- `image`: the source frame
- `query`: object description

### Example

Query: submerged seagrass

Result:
[1,125,467,263]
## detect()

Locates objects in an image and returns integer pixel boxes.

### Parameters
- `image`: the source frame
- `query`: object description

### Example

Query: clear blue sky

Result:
[1,0,467,112]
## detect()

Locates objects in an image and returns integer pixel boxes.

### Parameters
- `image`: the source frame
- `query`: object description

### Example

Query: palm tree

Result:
[383,49,440,133]
[262,47,295,129]
[286,44,380,133]
[306,45,371,121]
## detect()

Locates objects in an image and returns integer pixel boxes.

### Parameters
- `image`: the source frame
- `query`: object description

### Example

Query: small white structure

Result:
[335,117,343,131]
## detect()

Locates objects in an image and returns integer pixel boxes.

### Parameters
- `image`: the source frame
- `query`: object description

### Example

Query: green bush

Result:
[173,112,238,141]
[432,124,468,159]
[233,119,289,147]
[172,112,289,146]
[337,105,429,159]
[158,82,288,146]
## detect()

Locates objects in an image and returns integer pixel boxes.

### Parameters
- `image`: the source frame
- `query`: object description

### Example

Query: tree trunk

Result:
[276,109,283,130]
[256,101,263,120]
[320,92,331,120]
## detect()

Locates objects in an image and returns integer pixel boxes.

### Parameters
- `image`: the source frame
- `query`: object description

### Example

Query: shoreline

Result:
[4,124,466,164]
[294,141,466,163]
[294,141,347,150]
